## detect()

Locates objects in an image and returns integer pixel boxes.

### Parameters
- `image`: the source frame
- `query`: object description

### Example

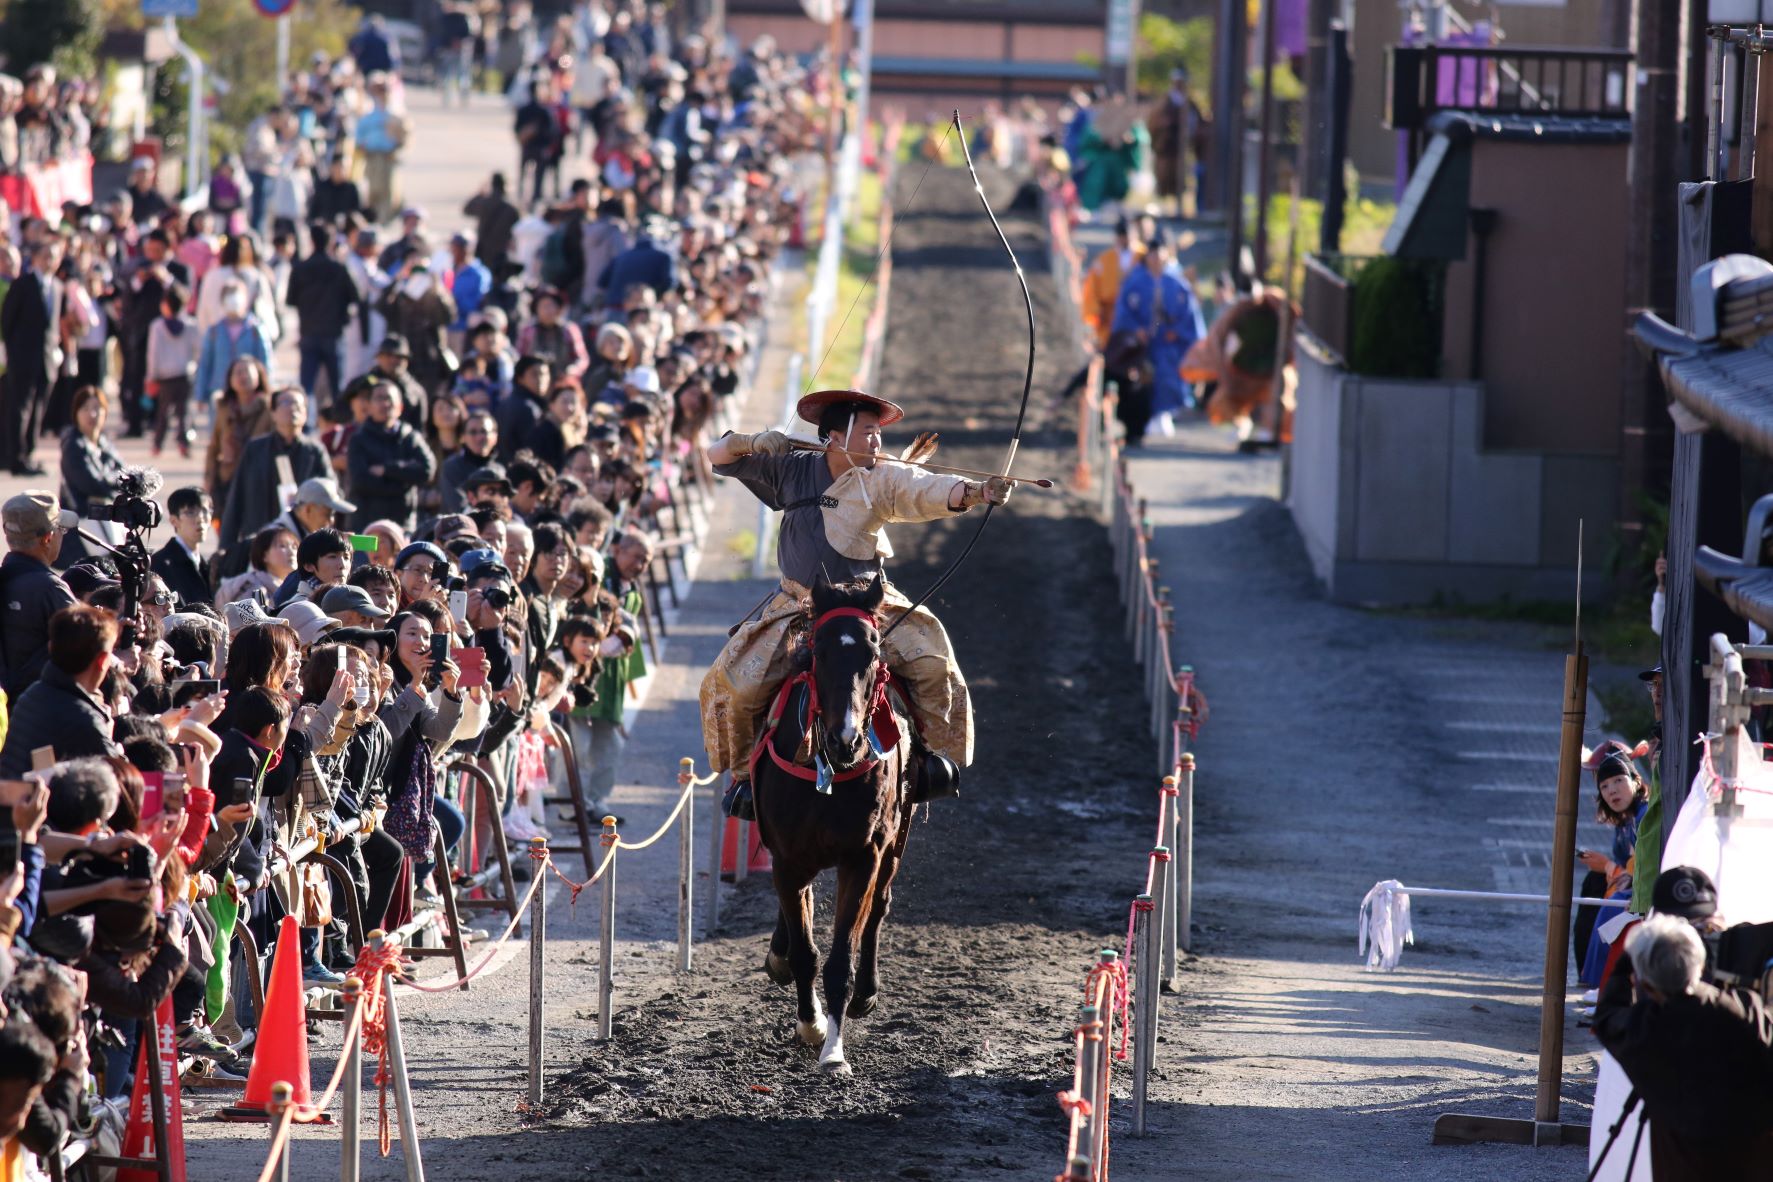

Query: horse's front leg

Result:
[771,867,825,1046]
[850,845,901,1018]
[820,854,880,1075]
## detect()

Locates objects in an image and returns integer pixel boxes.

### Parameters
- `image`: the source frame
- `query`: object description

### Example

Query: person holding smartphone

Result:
[381,611,464,882]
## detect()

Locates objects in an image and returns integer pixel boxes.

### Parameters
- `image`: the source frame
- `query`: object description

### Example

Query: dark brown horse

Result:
[752,573,915,1075]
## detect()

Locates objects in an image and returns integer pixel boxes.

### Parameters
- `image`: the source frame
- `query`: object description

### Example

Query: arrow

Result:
[783,438,1056,488]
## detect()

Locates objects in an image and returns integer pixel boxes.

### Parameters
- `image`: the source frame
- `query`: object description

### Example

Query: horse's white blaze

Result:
[838,713,859,745]
[797,1013,828,1046]
[838,634,856,646]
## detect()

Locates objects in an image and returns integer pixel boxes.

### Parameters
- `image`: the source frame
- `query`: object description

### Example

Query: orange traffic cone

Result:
[720,816,771,879]
[221,915,330,1123]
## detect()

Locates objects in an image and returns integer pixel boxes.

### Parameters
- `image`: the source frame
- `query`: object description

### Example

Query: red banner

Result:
[0,153,96,221]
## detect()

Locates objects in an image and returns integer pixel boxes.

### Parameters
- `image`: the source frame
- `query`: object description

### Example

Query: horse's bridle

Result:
[806,606,890,771]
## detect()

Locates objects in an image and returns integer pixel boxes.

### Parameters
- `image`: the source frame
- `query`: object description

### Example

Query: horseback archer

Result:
[699,388,1012,819]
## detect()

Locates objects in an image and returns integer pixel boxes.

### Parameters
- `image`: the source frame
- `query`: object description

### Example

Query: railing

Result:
[1302,253,1356,365]
[1385,43,1632,130]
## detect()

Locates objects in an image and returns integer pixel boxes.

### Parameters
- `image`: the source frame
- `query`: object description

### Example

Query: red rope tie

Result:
[1056,1090,1093,1118]
[347,941,404,1156]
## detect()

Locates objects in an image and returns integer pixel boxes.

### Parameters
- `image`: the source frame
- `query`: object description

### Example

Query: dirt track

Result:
[532,166,1163,1178]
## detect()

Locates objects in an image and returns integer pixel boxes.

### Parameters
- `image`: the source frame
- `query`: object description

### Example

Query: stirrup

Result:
[722,777,756,821]
[911,752,960,804]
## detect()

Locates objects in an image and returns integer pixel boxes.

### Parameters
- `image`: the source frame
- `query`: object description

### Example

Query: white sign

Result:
[1106,0,1137,63]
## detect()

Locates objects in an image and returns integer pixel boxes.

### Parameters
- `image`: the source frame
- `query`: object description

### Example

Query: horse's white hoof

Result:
[820,1058,852,1077]
[796,1016,828,1046]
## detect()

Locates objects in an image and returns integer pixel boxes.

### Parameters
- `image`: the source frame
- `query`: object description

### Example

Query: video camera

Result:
[78,467,163,623]
[84,469,163,533]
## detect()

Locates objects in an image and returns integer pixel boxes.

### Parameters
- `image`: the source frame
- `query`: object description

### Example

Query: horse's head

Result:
[808,572,886,772]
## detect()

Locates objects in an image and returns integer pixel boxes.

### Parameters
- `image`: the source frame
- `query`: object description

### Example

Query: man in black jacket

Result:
[120,232,190,440]
[307,157,363,227]
[218,388,332,563]
[1594,914,1773,1180]
[0,604,121,776]
[0,239,64,475]
[286,225,359,410]
[495,356,551,464]
[339,335,429,434]
[438,411,500,513]
[0,491,77,701]
[347,383,437,530]
[149,487,214,610]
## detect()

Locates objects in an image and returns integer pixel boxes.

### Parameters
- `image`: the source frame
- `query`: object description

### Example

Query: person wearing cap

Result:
[394,541,449,609]
[276,600,342,647]
[460,464,515,516]
[124,156,170,228]
[347,381,437,531]
[0,491,77,699]
[217,388,334,565]
[1108,229,1205,445]
[320,583,392,631]
[340,334,429,434]
[1593,913,1773,1179]
[258,477,356,559]
[701,389,1011,819]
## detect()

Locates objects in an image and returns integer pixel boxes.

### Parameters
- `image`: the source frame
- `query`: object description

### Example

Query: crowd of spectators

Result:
[0,5,818,1172]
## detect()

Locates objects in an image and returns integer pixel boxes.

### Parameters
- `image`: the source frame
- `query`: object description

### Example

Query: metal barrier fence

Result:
[241,756,724,1182]
[1054,356,1208,1178]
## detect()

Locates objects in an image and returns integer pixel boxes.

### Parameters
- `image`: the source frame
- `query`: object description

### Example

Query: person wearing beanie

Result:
[1575,743,1650,986]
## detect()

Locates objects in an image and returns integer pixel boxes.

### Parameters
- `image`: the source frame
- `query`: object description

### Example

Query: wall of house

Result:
[1289,340,1613,604]
[1437,137,1629,456]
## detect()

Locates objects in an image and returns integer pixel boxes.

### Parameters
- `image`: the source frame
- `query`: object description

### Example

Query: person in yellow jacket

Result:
[700,389,1011,820]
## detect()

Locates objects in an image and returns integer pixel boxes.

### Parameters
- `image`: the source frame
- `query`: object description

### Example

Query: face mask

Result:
[403,274,432,299]
[354,683,371,709]
[221,293,247,316]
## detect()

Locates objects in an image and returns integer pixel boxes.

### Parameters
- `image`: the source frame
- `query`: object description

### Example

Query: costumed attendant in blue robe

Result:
[1108,231,1206,446]
[1576,745,1649,986]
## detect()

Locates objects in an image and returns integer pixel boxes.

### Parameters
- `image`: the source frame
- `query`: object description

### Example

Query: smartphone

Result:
[169,678,223,707]
[454,646,488,689]
[350,532,378,570]
[228,775,257,809]
[126,843,153,882]
[449,589,469,622]
[140,772,164,819]
[0,828,17,878]
[30,746,55,773]
[428,633,450,688]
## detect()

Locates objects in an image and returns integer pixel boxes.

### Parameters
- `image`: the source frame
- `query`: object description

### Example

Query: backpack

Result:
[539,224,575,288]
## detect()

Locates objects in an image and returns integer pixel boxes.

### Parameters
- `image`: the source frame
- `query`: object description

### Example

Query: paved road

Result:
[1062,216,1619,1177]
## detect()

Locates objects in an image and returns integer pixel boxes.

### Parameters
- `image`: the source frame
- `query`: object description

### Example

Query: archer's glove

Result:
[750,429,792,457]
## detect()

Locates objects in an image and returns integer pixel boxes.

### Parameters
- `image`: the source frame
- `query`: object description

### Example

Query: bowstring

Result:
[799,115,964,396]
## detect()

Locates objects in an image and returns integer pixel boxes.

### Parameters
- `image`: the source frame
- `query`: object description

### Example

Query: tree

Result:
[1136,13,1213,110]
[1,0,102,76]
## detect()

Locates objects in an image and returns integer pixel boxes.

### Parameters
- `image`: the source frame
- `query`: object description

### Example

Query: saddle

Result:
[746,668,908,795]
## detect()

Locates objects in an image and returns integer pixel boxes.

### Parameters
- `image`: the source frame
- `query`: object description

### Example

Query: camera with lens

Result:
[442,570,465,590]
[85,469,163,532]
[483,586,512,610]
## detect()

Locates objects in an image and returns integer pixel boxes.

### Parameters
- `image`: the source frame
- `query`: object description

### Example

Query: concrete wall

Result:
[1289,341,1612,605]
[1437,137,1630,456]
